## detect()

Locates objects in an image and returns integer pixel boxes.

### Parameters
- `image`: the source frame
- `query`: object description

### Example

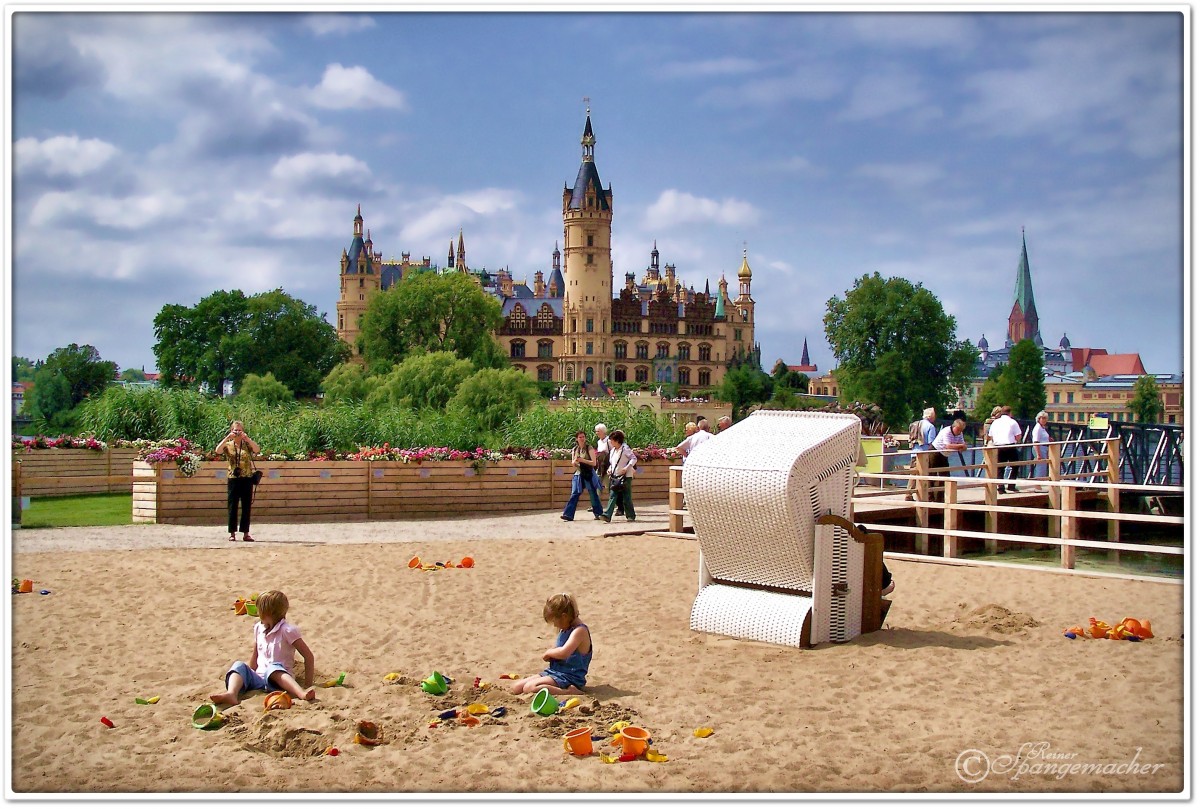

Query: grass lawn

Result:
[19,494,133,529]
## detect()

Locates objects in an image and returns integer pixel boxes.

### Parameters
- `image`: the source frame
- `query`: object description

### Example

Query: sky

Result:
[8,9,1187,379]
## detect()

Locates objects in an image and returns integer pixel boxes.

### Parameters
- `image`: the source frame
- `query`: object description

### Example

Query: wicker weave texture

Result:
[682,411,862,591]
[690,584,814,647]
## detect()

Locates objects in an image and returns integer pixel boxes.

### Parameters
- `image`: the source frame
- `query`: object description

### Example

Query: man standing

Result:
[904,407,939,501]
[931,418,968,501]
[716,415,732,432]
[988,405,1023,493]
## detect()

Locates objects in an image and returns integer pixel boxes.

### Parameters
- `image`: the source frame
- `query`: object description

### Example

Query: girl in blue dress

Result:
[509,593,592,696]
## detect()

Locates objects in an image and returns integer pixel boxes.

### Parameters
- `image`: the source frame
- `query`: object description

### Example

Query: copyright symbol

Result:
[955,749,991,784]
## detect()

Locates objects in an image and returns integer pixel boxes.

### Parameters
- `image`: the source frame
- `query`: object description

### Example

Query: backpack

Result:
[908,420,923,447]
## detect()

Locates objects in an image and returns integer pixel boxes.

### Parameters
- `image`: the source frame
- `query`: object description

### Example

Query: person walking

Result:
[216,420,260,542]
[988,405,1023,493]
[561,431,603,521]
[602,430,637,523]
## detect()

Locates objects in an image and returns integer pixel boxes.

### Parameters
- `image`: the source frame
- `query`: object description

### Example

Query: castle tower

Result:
[534,269,545,298]
[448,240,455,270]
[733,247,756,358]
[336,204,380,357]
[1006,229,1042,347]
[560,107,614,386]
[455,229,467,271]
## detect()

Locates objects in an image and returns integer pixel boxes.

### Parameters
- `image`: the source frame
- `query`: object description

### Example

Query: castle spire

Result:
[1007,229,1042,346]
[800,337,811,367]
[353,204,363,237]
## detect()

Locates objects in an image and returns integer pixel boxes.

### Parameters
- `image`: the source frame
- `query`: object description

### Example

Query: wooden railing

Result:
[10,448,141,497]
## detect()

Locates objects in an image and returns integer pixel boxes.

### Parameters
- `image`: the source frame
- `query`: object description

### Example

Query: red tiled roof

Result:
[1089,354,1146,376]
[1070,347,1107,371]
[787,364,818,373]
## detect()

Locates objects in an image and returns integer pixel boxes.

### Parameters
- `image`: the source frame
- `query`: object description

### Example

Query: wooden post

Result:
[983,445,998,554]
[12,459,21,527]
[1061,483,1077,569]
[943,478,959,558]
[1105,437,1121,560]
[366,461,374,520]
[1047,443,1062,538]
[914,451,930,555]
[668,465,685,534]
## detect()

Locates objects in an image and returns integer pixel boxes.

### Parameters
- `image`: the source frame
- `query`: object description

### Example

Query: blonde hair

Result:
[923,407,936,419]
[256,590,289,620]
[543,593,579,626]
[990,406,1003,418]
[684,422,697,435]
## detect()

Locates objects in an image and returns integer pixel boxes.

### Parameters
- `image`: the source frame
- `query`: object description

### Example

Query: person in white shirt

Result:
[929,419,967,502]
[673,422,698,461]
[1031,410,1051,489]
[988,405,1023,493]
[904,407,940,501]
[602,430,638,522]
[688,418,714,452]
[716,415,732,432]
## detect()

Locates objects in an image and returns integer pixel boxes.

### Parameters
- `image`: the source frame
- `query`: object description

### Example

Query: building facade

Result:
[335,114,756,395]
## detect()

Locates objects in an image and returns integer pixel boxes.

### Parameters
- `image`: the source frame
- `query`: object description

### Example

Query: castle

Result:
[336,113,757,394]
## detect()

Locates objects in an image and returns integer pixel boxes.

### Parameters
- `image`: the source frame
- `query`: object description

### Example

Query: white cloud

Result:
[838,68,934,122]
[657,57,764,80]
[399,189,522,245]
[699,64,844,108]
[15,135,119,177]
[301,14,376,37]
[854,162,945,191]
[847,14,979,52]
[644,189,760,230]
[30,190,187,231]
[309,64,406,111]
[270,152,372,185]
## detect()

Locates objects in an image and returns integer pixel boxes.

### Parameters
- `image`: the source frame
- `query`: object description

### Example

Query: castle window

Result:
[359,278,364,288]
[678,343,691,361]
[1067,393,1075,403]
[586,342,593,355]
[566,366,575,382]
[537,304,555,330]
[587,235,594,247]
[537,365,554,382]
[510,304,528,330]
[635,366,649,383]
[586,253,594,265]
[699,344,712,362]
[510,340,526,359]
[338,315,343,331]
[698,368,711,387]
[571,341,577,354]
[615,342,627,359]
[586,319,593,333]
[615,366,627,383]
[734,329,743,342]
[571,319,577,332]
[656,342,670,359]
[538,340,554,359]
[636,342,649,360]
[678,368,691,386]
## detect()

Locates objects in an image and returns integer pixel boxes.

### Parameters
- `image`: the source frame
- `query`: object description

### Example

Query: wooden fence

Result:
[133,459,671,525]
[11,448,141,497]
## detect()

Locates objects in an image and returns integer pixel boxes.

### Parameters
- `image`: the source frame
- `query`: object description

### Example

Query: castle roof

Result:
[345,234,371,274]
[500,297,562,318]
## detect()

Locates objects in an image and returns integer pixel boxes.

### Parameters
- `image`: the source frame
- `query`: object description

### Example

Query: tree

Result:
[1130,375,1164,423]
[357,272,504,373]
[449,367,538,433]
[1003,339,1047,419]
[321,362,376,403]
[152,289,348,397]
[12,356,37,383]
[365,351,474,411]
[719,361,772,419]
[237,372,294,406]
[824,273,978,429]
[119,367,148,383]
[770,359,808,391]
[971,368,1005,422]
[26,344,117,430]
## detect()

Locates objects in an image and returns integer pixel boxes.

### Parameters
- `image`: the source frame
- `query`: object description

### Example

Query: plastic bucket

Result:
[531,688,560,716]
[420,672,449,695]
[19,580,32,593]
[459,557,475,568]
[619,726,650,756]
[564,726,594,755]
[245,601,258,617]
[191,703,223,730]
[407,556,421,569]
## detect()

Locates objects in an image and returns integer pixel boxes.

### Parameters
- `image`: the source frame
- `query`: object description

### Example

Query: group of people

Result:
[560,423,640,523]
[211,590,593,707]
[906,404,1053,500]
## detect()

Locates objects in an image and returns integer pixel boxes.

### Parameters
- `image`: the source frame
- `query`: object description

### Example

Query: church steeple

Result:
[800,337,811,367]
[1007,228,1042,347]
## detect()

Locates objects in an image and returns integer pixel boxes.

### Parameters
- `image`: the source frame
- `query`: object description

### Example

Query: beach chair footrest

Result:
[690,583,813,648]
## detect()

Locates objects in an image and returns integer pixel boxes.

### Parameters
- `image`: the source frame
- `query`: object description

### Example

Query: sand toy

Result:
[191,703,224,730]
[100,716,115,728]
[355,720,381,746]
[322,672,347,688]
[1064,617,1153,641]
[565,727,594,755]
[693,727,714,738]
[421,672,449,695]
[531,688,560,716]
[135,695,161,705]
[263,691,293,712]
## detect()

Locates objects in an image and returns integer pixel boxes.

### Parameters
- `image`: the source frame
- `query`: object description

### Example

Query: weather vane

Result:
[583,96,590,115]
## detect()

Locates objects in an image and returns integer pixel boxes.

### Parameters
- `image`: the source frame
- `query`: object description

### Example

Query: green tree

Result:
[26,344,117,430]
[719,361,772,419]
[365,351,474,411]
[12,356,37,383]
[357,272,504,372]
[152,289,348,397]
[321,362,376,403]
[824,273,978,429]
[971,369,1005,422]
[119,367,148,383]
[1129,375,1164,423]
[237,372,294,406]
[1003,339,1047,419]
[449,367,538,433]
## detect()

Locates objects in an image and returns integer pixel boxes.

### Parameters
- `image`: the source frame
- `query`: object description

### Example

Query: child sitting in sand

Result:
[210,590,316,706]
[509,593,592,696]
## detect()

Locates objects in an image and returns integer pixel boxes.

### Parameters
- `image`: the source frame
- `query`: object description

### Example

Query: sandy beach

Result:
[10,508,1185,794]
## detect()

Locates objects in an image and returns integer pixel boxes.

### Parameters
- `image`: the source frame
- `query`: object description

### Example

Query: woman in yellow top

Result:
[215,421,260,542]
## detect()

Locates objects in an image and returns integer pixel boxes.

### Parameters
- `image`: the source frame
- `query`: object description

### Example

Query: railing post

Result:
[668,465,684,534]
[984,445,998,554]
[1061,483,1077,569]
[1106,437,1121,559]
[943,478,959,558]
[914,451,930,555]
[1047,443,1062,538]
[11,459,21,528]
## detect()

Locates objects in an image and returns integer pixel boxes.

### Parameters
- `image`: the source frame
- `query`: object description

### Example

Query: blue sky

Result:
[10,10,1185,378]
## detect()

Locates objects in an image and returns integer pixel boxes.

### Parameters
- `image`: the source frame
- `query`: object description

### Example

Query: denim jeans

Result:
[563,471,602,519]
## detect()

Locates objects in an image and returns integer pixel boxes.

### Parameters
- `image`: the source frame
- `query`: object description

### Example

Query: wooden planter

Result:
[11,448,141,497]
[133,459,672,525]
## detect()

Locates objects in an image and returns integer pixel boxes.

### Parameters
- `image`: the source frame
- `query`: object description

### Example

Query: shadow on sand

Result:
[847,626,1015,651]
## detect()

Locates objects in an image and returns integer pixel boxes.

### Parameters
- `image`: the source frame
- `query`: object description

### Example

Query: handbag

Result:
[609,474,626,491]
[250,469,264,486]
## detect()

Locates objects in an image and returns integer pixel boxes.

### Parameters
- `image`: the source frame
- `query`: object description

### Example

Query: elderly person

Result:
[601,430,638,523]
[904,407,939,501]
[988,405,1023,493]
[216,420,260,542]
[1031,410,1051,489]
[673,422,698,461]
[716,415,732,432]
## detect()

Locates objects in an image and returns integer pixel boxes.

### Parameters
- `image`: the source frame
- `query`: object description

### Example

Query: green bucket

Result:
[420,671,448,695]
[245,601,258,617]
[531,688,560,716]
[192,703,223,730]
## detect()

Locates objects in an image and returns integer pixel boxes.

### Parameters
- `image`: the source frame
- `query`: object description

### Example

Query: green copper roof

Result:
[715,289,726,318]
[1013,231,1036,315]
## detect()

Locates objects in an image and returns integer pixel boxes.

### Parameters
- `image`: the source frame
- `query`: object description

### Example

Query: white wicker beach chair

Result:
[683,410,865,647]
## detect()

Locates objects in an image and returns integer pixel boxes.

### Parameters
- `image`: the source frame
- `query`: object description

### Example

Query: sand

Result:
[9,507,1185,794]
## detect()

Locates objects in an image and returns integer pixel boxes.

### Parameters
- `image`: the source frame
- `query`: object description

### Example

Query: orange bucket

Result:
[19,580,33,593]
[407,556,421,569]
[459,557,474,569]
[564,726,594,755]
[619,726,650,757]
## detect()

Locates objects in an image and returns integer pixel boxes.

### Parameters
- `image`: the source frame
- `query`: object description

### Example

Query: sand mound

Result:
[952,603,1042,634]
